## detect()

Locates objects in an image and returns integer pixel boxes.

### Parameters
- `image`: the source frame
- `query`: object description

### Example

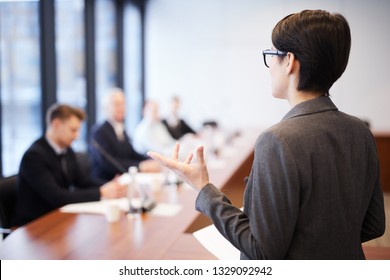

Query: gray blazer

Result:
[196,96,385,259]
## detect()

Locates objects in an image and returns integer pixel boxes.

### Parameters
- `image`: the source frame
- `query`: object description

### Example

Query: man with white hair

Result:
[89,88,160,182]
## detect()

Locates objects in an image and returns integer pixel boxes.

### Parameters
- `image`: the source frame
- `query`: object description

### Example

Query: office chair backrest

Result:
[0,175,17,239]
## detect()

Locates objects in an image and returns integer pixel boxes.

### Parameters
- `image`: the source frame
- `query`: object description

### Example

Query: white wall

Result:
[145,0,390,132]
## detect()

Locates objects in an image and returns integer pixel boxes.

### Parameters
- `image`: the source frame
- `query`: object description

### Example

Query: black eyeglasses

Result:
[262,49,287,68]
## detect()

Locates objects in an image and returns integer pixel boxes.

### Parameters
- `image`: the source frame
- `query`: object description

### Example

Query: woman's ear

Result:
[285,52,297,75]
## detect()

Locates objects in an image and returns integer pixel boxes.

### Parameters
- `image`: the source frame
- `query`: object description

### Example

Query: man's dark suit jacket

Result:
[89,121,148,182]
[14,137,101,226]
[195,96,385,259]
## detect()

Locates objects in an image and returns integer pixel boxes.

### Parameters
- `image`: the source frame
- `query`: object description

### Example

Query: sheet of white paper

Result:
[149,203,182,217]
[193,224,240,260]
[60,198,182,218]
[60,198,129,214]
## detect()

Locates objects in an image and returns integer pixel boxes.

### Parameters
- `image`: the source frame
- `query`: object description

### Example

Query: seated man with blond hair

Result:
[14,103,127,226]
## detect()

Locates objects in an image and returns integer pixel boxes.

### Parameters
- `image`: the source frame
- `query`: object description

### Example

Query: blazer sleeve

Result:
[195,184,265,259]
[195,131,300,259]
[20,149,100,209]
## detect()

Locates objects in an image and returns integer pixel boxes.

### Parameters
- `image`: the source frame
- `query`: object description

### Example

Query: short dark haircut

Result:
[46,103,86,127]
[271,10,351,96]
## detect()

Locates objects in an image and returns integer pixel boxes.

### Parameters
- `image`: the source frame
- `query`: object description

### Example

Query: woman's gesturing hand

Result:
[147,142,210,191]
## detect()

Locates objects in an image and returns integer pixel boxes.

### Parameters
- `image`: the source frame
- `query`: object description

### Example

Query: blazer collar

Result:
[282,96,338,121]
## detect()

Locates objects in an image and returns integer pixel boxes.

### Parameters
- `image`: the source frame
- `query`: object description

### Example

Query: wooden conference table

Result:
[0,129,258,260]
[1,129,389,260]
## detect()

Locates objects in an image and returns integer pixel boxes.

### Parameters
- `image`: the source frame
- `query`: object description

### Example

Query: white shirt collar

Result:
[46,136,66,155]
[167,115,179,127]
[108,119,125,140]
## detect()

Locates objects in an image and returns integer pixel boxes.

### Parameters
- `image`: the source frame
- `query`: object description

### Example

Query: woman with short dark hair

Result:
[148,10,385,260]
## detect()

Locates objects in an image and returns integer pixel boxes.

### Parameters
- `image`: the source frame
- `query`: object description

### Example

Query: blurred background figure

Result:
[162,95,196,140]
[14,104,127,227]
[133,100,176,156]
[89,88,160,182]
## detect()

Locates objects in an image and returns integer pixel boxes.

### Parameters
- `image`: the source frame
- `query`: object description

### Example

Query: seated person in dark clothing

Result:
[89,88,160,182]
[14,104,127,227]
[162,96,196,140]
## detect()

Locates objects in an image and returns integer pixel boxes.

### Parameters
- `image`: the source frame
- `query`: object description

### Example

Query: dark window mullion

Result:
[140,0,146,107]
[39,0,57,131]
[116,0,125,89]
[85,0,96,139]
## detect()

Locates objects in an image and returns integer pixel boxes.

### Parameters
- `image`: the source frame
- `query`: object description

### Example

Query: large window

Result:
[95,0,118,123]
[0,0,145,177]
[0,1,42,176]
[55,0,87,151]
[125,1,143,135]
